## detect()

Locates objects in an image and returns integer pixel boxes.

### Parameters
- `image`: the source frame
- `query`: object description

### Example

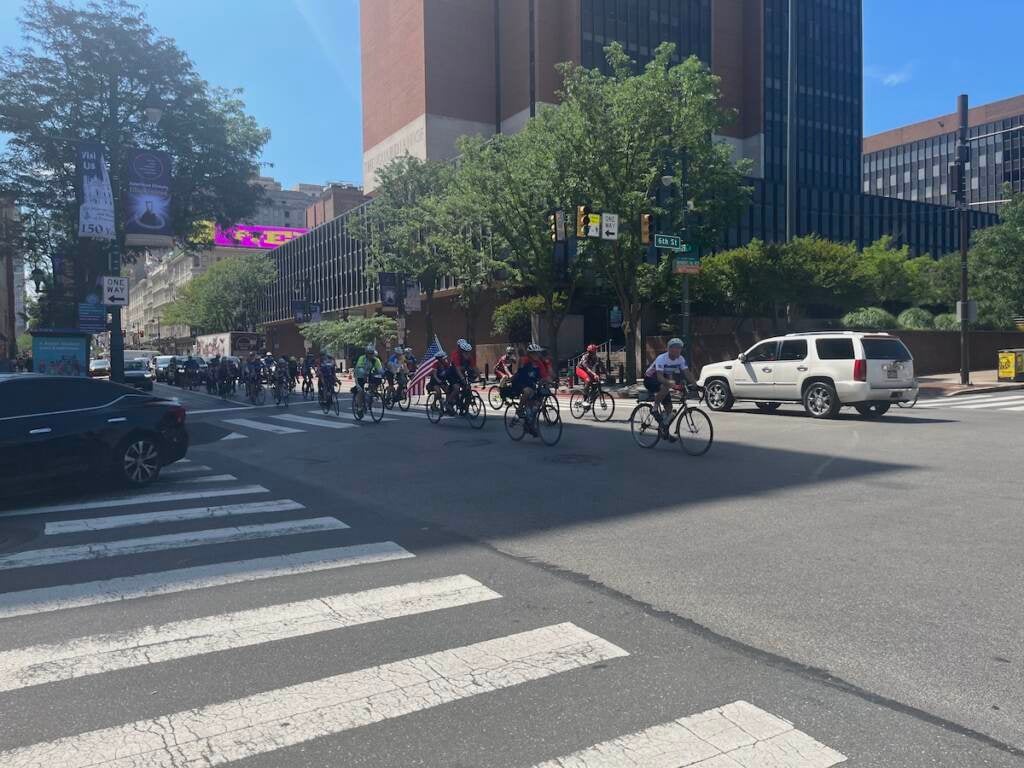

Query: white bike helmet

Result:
[457,339,472,352]
[667,337,684,349]
[506,346,515,354]
[527,343,544,353]
[394,345,404,354]
[365,344,377,354]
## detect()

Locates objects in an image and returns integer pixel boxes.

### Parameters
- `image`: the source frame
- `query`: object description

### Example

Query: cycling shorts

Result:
[575,367,595,383]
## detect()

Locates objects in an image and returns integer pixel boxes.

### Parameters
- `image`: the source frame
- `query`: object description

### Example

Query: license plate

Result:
[887,369,898,379]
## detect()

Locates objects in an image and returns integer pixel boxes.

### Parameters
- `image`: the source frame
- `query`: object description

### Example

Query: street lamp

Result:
[143,88,164,127]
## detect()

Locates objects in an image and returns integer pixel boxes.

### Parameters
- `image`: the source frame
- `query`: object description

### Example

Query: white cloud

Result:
[865,62,914,87]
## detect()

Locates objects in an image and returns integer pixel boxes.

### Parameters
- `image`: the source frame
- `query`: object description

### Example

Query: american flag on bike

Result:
[407,335,444,395]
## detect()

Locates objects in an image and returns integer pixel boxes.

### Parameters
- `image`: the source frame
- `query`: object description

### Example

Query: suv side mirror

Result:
[737,353,747,363]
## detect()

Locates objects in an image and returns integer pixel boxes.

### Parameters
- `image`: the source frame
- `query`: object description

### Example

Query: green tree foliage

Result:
[853,236,912,308]
[933,312,960,331]
[842,307,898,330]
[905,253,958,308]
[0,0,269,301]
[491,295,567,343]
[968,188,1024,328]
[896,307,934,330]
[300,316,397,357]
[161,253,276,333]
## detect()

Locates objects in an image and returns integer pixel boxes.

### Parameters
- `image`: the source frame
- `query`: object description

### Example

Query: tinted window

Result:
[779,340,808,361]
[745,342,778,363]
[125,360,147,371]
[862,338,912,361]
[816,338,855,360]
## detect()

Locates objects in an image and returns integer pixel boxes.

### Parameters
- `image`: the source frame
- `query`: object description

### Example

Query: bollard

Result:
[618,363,625,385]
[484,362,490,384]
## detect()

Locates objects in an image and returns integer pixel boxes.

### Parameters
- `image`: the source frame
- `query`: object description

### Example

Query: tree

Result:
[300,317,397,358]
[491,294,566,343]
[969,188,1024,328]
[0,0,269,304]
[553,43,750,378]
[161,253,276,333]
[696,239,781,346]
[781,236,861,315]
[353,155,451,342]
[854,236,912,309]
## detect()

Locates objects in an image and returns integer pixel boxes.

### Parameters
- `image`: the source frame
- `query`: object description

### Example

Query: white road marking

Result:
[0,542,414,620]
[0,575,500,693]
[220,432,248,440]
[0,518,348,571]
[1004,405,1024,412]
[160,464,211,476]
[913,394,997,407]
[0,623,626,768]
[0,486,270,519]
[270,413,355,429]
[44,499,306,535]
[222,418,303,434]
[529,700,846,768]
[952,396,1024,410]
[165,473,237,484]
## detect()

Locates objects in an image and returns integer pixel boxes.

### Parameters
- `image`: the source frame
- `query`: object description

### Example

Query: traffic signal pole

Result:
[957,94,970,386]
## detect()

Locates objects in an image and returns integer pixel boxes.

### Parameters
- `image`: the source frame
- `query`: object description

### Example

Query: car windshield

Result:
[125,360,147,371]
[862,338,912,361]
[156,356,172,365]
[89,360,109,369]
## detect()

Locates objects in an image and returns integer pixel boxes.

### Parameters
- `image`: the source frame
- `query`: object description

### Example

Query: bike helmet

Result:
[365,344,377,354]
[404,347,414,354]
[506,346,515,354]
[457,339,472,352]
[394,346,404,354]
[667,337,684,349]
[586,344,598,353]
[527,343,544,353]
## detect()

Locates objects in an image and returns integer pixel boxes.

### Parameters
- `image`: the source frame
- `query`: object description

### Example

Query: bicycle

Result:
[896,385,920,408]
[246,376,266,406]
[503,393,562,446]
[629,387,713,455]
[382,374,413,412]
[487,379,517,410]
[569,379,615,422]
[301,372,315,401]
[319,383,341,416]
[426,385,486,429]
[272,376,290,408]
[352,377,386,423]
[217,377,232,401]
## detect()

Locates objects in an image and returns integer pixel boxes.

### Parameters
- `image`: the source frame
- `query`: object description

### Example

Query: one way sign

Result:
[601,212,619,240]
[102,276,130,306]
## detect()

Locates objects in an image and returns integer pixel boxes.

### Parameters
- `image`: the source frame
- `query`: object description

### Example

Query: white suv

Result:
[697,332,918,419]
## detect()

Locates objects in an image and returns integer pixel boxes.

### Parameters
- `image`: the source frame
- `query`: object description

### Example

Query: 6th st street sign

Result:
[655,234,695,253]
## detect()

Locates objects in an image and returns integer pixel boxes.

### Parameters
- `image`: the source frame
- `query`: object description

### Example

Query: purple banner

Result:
[215,224,308,250]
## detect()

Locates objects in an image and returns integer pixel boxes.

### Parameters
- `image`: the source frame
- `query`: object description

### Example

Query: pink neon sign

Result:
[214,224,308,250]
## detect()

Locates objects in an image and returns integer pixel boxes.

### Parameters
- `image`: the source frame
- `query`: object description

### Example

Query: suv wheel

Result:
[704,379,734,411]
[803,381,840,419]
[118,436,162,486]
[754,402,781,412]
[854,402,891,418]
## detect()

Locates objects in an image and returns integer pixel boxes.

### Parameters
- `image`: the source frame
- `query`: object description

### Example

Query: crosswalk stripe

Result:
[223,418,303,434]
[0,622,627,768]
[165,473,237,484]
[43,499,306,535]
[160,464,211,476]
[528,700,846,768]
[0,542,414,620]
[0,575,501,693]
[0,486,270,519]
[914,394,997,407]
[0,517,348,571]
[270,413,356,429]
[1005,405,1024,412]
[952,396,1024,409]
[221,432,248,440]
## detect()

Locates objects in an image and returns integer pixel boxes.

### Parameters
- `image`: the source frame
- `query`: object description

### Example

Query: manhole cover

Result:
[549,453,603,466]
[443,439,493,448]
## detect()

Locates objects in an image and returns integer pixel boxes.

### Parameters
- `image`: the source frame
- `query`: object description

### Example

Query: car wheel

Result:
[754,402,781,412]
[118,435,161,486]
[854,402,891,418]
[803,381,840,419]
[704,379,734,411]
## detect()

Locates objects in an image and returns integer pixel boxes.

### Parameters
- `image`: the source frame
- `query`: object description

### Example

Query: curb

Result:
[933,382,1024,398]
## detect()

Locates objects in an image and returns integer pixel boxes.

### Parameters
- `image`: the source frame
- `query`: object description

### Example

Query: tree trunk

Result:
[424,288,435,346]
[621,302,643,383]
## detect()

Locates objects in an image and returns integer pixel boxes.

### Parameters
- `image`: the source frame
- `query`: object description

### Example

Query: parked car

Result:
[88,358,111,378]
[154,355,176,382]
[0,374,188,488]
[698,331,918,419]
[124,357,155,391]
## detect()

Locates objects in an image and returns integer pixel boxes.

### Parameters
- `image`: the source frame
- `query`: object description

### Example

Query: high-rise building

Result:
[863,94,1024,215]
[251,176,323,227]
[306,183,370,229]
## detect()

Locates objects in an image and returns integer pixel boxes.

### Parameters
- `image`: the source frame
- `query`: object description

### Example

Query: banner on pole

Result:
[124,149,174,247]
[404,281,421,312]
[77,141,115,240]
[378,272,399,308]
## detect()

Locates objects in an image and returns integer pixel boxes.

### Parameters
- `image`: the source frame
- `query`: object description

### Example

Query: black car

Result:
[154,355,176,382]
[0,374,188,489]
[124,357,155,391]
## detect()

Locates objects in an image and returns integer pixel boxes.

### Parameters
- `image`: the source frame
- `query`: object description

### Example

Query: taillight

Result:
[150,401,186,425]
[853,359,867,381]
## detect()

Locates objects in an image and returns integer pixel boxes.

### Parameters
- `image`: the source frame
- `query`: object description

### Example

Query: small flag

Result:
[408,335,444,395]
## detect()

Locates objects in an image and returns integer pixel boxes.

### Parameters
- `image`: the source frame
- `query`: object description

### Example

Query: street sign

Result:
[673,255,701,275]
[609,305,623,329]
[601,213,619,240]
[956,300,978,322]
[554,209,567,242]
[655,234,681,250]
[102,276,129,306]
[586,213,601,238]
[77,303,106,333]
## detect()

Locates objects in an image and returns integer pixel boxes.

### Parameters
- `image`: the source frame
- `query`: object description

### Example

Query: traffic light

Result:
[547,212,558,242]
[640,213,652,245]
[139,329,145,338]
[576,205,590,238]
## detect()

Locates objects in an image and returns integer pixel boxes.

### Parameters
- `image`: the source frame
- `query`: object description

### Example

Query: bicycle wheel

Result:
[398,387,412,411]
[897,390,920,408]
[629,403,661,449]
[281,386,290,408]
[426,392,444,424]
[382,383,395,410]
[593,391,615,422]
[504,404,526,441]
[465,392,487,429]
[488,385,504,411]
[368,392,385,423]
[537,403,562,446]
[256,386,266,406]
[569,391,587,420]
[675,407,713,456]
[320,393,330,415]
[351,392,366,421]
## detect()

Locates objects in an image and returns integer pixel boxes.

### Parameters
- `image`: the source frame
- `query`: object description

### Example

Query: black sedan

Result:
[124,357,155,391]
[0,374,188,489]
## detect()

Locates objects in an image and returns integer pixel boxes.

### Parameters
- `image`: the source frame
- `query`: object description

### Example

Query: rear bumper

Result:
[837,381,919,404]
[160,425,189,465]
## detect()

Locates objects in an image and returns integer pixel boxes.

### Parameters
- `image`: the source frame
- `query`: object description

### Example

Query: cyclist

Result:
[302,351,317,395]
[449,339,477,412]
[244,353,263,399]
[318,354,337,404]
[493,346,518,387]
[404,347,417,372]
[183,355,200,389]
[643,337,699,437]
[386,345,409,396]
[215,356,231,396]
[575,344,604,396]
[428,351,455,406]
[508,343,547,433]
[354,344,384,411]
[287,356,299,389]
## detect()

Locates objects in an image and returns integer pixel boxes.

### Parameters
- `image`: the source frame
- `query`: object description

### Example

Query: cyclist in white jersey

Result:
[643,338,698,435]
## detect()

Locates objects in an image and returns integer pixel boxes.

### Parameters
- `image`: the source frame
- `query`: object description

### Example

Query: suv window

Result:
[862,338,912,361]
[779,340,808,361]
[816,338,855,360]
[744,342,778,363]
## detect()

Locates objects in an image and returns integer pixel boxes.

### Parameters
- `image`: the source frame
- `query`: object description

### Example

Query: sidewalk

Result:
[917,369,1024,397]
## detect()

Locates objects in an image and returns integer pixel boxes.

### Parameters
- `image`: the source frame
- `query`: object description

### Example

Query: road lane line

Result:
[222,418,303,434]
[529,700,846,768]
[221,432,248,440]
[0,518,348,571]
[44,499,306,535]
[270,413,355,429]
[913,394,997,408]
[164,473,237,484]
[1004,405,1024,411]
[0,623,627,768]
[159,464,211,476]
[951,396,1024,409]
[0,486,270,519]
[0,575,501,693]
[0,542,415,620]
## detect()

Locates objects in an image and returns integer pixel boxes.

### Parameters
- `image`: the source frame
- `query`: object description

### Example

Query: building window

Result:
[917,167,925,181]
[932,164,939,177]
[863,180,870,192]
[940,181,948,195]
[971,176,979,190]
[876,176,882,190]
[903,170,910,183]
[889,174,896,187]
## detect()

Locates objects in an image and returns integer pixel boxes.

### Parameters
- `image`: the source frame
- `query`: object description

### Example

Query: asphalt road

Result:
[0,379,1021,767]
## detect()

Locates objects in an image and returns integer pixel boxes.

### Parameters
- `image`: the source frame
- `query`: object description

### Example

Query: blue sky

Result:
[1,0,1022,188]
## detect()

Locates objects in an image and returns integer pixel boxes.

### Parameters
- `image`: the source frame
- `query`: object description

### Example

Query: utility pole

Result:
[528,0,536,118]
[956,94,971,386]
[785,0,797,241]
